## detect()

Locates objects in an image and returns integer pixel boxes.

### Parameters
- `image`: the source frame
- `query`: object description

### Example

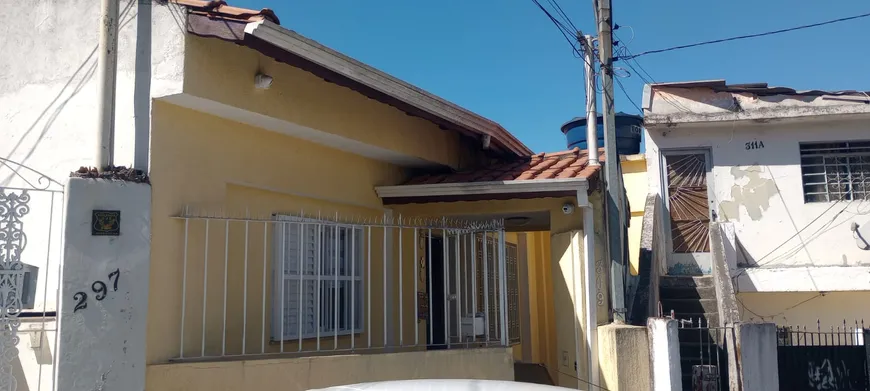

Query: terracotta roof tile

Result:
[404,148,605,185]
[171,0,280,25]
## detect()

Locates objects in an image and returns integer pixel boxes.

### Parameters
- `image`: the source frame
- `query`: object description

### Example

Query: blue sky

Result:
[235,0,869,153]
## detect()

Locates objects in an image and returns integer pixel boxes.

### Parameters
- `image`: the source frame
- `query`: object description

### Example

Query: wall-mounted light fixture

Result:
[255,73,273,89]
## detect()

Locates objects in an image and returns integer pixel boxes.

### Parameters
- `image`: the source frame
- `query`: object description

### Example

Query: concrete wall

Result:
[597,324,650,391]
[58,178,152,391]
[734,323,779,391]
[0,2,183,389]
[146,347,514,391]
[645,118,870,276]
[647,318,680,391]
[737,291,870,328]
[0,0,184,177]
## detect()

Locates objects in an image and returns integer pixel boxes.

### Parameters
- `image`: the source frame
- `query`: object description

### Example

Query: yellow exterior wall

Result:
[181,36,479,170]
[737,291,870,329]
[621,156,648,276]
[148,36,612,387]
[391,198,609,388]
[149,101,406,364]
[146,348,514,391]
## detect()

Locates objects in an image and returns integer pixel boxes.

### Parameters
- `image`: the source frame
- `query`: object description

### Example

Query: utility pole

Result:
[594,0,626,322]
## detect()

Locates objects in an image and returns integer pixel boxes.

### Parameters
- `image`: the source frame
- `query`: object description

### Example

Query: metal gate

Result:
[678,317,731,391]
[0,158,65,391]
[777,322,868,391]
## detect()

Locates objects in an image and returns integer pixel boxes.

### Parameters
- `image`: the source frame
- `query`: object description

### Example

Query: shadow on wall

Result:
[10,329,55,391]
[1,0,144,185]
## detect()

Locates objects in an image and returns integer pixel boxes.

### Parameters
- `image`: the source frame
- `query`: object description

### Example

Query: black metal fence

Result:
[777,321,868,391]
[678,317,731,391]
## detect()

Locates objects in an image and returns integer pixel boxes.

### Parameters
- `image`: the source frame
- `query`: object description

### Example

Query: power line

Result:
[614,76,642,115]
[530,0,584,59]
[618,11,870,60]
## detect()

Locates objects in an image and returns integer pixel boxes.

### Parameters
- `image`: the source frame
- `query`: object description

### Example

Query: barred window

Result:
[271,215,364,341]
[800,141,870,203]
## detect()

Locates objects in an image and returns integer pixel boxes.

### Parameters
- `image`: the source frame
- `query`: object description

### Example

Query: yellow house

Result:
[622,154,648,276]
[141,1,615,390]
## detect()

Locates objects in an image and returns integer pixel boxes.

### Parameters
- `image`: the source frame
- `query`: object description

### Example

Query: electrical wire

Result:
[546,0,578,33]
[618,11,870,60]
[530,0,585,59]
[614,76,642,115]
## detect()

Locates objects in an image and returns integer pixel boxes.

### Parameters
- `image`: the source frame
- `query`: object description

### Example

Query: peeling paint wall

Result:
[645,118,870,269]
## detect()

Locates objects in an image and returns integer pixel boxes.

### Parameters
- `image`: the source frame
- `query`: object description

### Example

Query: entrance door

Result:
[426,236,447,350]
[662,150,715,275]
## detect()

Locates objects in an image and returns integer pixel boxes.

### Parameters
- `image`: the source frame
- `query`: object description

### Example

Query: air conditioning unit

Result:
[20,264,39,310]
[460,313,485,338]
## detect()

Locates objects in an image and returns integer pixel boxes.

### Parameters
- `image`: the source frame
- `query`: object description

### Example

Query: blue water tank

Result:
[560,113,643,155]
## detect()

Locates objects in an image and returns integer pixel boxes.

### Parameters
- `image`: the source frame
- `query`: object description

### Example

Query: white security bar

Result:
[173,213,508,359]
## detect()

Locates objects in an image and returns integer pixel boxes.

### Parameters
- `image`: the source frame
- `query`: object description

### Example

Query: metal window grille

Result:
[272,215,364,341]
[505,243,520,344]
[800,141,870,203]
[475,237,520,344]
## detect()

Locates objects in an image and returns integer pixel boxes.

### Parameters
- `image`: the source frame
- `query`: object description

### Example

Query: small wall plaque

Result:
[92,210,121,236]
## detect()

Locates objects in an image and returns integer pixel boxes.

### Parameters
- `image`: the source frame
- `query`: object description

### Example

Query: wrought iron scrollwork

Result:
[0,157,57,391]
[0,157,63,193]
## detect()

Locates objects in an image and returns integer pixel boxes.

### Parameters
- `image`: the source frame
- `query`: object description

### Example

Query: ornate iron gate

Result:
[0,158,64,391]
[777,323,869,391]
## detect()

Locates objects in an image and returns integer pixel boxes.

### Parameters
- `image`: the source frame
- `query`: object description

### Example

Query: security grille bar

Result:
[174,211,518,360]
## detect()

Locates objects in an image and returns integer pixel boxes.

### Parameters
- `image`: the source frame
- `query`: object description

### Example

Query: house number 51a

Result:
[73,268,120,313]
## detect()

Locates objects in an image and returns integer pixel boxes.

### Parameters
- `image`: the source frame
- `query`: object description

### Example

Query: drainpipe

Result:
[582,34,599,166]
[578,190,599,388]
[96,0,120,170]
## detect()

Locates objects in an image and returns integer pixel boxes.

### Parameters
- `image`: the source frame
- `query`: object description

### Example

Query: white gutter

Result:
[580,193,599,389]
[96,0,120,170]
[375,178,590,201]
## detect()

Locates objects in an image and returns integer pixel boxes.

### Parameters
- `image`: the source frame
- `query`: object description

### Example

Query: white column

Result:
[57,178,151,391]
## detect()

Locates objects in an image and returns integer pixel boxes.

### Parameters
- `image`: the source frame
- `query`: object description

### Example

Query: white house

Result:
[642,80,870,328]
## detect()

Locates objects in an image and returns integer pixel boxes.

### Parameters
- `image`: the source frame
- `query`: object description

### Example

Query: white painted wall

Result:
[0,1,183,389]
[647,318,681,391]
[645,117,870,273]
[58,178,151,391]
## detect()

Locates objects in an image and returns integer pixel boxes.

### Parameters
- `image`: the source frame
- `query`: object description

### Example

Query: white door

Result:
[662,150,715,275]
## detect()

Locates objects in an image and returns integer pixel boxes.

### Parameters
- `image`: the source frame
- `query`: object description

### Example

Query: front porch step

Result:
[660,276,714,289]
[662,299,718,314]
[660,285,716,300]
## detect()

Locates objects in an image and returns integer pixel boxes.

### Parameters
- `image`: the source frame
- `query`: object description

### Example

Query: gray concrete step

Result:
[662,298,719,314]
[660,275,714,289]
[660,285,717,300]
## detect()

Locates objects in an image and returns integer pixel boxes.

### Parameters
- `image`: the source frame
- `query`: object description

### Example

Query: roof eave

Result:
[376,178,590,204]
[241,20,533,157]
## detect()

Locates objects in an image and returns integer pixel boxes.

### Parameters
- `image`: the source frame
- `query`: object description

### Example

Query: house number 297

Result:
[73,268,120,313]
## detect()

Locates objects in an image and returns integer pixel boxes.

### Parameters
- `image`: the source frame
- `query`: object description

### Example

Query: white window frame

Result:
[271,215,364,341]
